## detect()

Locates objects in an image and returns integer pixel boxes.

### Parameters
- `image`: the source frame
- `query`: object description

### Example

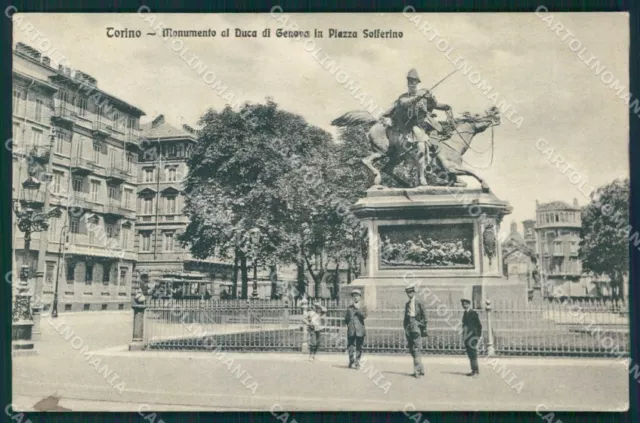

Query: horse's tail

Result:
[331,110,378,127]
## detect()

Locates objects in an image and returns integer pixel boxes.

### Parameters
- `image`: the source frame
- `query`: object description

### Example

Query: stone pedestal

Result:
[343,186,527,309]
[129,299,147,351]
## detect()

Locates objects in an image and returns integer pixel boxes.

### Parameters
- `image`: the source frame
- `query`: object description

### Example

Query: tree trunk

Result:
[334,261,341,300]
[231,253,239,299]
[270,264,278,299]
[296,261,305,299]
[240,255,249,299]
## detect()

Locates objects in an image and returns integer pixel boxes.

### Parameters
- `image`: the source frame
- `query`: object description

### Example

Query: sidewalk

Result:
[12,311,630,412]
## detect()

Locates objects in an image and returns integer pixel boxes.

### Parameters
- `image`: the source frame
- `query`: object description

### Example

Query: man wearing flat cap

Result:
[461,298,482,377]
[403,285,427,378]
[344,289,368,369]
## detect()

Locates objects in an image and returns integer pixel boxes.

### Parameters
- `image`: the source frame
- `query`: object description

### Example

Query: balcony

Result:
[92,120,112,138]
[70,157,97,175]
[51,105,78,126]
[28,144,51,164]
[68,194,93,210]
[106,167,130,184]
[104,200,135,219]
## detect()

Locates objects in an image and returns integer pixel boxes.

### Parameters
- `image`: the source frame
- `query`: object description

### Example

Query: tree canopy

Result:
[180,100,372,299]
[579,178,629,300]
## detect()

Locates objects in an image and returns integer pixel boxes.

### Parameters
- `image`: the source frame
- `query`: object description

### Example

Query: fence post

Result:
[282,299,290,328]
[129,293,147,351]
[484,299,496,356]
[300,298,309,353]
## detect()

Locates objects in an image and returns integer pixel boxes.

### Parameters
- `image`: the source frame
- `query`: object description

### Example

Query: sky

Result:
[13,12,630,233]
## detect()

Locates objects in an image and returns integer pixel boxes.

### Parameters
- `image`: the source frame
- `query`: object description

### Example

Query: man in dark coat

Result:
[461,298,482,377]
[403,285,427,378]
[344,289,368,369]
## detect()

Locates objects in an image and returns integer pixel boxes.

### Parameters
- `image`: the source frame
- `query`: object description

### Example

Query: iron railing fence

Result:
[142,297,629,356]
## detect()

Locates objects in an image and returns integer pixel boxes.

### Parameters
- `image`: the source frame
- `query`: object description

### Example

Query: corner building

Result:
[12,42,143,312]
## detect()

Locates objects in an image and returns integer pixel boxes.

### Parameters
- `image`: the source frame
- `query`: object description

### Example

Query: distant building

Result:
[535,199,584,296]
[135,115,233,296]
[502,221,537,292]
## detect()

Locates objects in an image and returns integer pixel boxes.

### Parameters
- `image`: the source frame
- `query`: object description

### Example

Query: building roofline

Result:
[13,70,59,92]
[49,74,146,117]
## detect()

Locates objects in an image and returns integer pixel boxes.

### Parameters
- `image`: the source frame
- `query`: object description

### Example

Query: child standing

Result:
[306,303,328,361]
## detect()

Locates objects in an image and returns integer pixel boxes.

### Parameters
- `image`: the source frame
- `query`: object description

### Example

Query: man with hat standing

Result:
[403,285,427,378]
[461,298,482,377]
[344,289,368,369]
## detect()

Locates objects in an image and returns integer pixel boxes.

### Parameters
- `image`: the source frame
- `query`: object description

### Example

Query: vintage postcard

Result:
[10,10,630,412]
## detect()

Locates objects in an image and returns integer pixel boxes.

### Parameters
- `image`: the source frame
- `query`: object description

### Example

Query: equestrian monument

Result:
[332,69,527,309]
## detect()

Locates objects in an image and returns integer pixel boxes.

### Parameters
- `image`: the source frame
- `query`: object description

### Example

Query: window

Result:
[76,97,87,116]
[31,128,43,147]
[555,214,559,222]
[108,185,119,200]
[53,172,62,194]
[85,264,94,284]
[126,154,134,172]
[70,218,80,234]
[127,117,137,132]
[144,168,154,183]
[113,111,120,129]
[35,99,43,121]
[13,89,24,113]
[72,177,83,192]
[65,304,72,311]
[58,90,69,105]
[570,242,578,253]
[84,304,91,311]
[106,224,115,239]
[164,232,175,251]
[45,262,55,285]
[98,104,104,119]
[13,122,20,139]
[67,262,76,282]
[120,268,127,286]
[48,217,57,238]
[124,189,132,208]
[141,232,151,252]
[103,264,110,285]
[167,145,177,157]
[122,227,129,248]
[101,304,108,310]
[91,180,101,202]
[56,131,64,154]
[166,196,176,214]
[93,142,101,162]
[143,197,153,214]
[167,167,177,182]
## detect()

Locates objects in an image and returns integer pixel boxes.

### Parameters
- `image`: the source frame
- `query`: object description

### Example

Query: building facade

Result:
[534,199,583,296]
[502,221,537,292]
[135,115,232,296]
[12,42,143,312]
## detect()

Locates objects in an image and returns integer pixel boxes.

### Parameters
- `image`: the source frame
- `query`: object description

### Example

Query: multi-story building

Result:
[12,42,144,312]
[534,199,591,297]
[135,115,232,295]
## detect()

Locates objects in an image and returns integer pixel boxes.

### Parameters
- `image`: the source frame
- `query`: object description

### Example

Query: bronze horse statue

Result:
[331,106,501,190]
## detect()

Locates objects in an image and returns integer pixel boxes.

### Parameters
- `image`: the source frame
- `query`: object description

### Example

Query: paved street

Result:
[12,311,629,412]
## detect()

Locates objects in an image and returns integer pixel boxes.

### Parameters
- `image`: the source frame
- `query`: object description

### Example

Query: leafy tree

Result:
[181,100,351,299]
[579,178,629,300]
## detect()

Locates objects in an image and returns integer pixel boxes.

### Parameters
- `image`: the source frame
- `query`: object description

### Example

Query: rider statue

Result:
[380,69,451,180]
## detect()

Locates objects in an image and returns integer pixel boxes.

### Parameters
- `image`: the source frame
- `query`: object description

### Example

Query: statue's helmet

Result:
[407,68,421,82]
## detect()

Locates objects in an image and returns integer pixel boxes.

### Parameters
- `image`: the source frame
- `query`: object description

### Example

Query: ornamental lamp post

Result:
[12,175,62,353]
[51,225,69,318]
[249,228,261,299]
